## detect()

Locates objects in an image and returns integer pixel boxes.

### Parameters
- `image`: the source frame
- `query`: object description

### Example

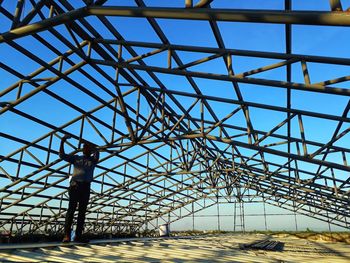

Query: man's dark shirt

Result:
[60,152,99,183]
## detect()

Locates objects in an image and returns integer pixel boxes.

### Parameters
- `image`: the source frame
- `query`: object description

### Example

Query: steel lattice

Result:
[0,0,350,236]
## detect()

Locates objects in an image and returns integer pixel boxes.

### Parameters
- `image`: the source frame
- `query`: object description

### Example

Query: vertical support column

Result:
[192,202,195,231]
[116,209,120,234]
[167,49,172,69]
[146,151,150,231]
[39,203,44,226]
[217,195,220,231]
[10,219,14,237]
[294,199,298,231]
[233,188,245,232]
[327,210,332,232]
[112,201,115,234]
[129,194,132,234]
[135,88,141,139]
[233,201,236,232]
[169,141,173,175]
[241,200,245,233]
[144,206,149,232]
[285,0,292,187]
[57,194,63,234]
[111,99,118,143]
[200,98,204,135]
[101,173,105,195]
[263,199,268,231]
[161,92,165,137]
[294,213,298,231]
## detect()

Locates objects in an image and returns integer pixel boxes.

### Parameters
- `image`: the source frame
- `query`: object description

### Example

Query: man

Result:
[60,135,99,243]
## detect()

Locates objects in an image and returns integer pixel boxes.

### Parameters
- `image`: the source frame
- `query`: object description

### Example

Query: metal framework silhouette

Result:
[0,0,350,237]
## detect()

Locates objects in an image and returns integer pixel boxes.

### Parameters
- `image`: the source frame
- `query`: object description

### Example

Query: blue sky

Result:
[1,0,350,231]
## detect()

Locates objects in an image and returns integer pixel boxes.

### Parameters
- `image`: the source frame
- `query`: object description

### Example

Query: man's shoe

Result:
[62,235,71,243]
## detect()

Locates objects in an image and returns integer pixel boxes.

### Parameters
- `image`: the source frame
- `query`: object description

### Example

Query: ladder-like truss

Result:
[1,0,350,236]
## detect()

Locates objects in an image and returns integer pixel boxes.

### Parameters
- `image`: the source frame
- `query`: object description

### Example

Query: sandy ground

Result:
[0,233,349,262]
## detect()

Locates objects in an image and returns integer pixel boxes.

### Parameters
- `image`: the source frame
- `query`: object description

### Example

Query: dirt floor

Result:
[0,233,349,262]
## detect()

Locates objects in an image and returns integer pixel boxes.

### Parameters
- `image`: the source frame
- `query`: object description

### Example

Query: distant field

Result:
[170,230,350,244]
[272,231,350,244]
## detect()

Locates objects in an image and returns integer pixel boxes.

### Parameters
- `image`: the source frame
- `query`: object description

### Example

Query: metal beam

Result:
[3,7,350,43]
[93,38,350,66]
[88,6,350,26]
[93,59,350,96]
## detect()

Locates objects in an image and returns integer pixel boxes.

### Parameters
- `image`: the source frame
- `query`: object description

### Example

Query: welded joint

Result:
[0,102,11,107]
[185,0,214,8]
[330,0,343,11]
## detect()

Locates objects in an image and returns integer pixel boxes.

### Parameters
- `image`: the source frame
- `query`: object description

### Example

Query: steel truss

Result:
[0,0,350,236]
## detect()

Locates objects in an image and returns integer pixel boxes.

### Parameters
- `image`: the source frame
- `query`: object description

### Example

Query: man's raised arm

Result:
[59,135,74,163]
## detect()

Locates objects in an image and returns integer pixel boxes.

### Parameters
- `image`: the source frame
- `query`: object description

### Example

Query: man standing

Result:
[60,135,99,243]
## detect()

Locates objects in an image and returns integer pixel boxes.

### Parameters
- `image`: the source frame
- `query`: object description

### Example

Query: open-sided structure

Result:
[1,0,350,237]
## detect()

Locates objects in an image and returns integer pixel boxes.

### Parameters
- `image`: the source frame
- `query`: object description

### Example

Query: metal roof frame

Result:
[1,0,350,236]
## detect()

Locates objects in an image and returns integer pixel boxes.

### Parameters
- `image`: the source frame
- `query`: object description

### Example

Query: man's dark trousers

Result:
[64,181,91,239]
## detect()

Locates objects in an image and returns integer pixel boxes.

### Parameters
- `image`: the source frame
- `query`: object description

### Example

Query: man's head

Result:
[82,142,94,157]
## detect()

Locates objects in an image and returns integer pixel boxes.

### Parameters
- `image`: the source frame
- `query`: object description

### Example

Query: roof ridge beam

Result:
[3,6,350,43]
